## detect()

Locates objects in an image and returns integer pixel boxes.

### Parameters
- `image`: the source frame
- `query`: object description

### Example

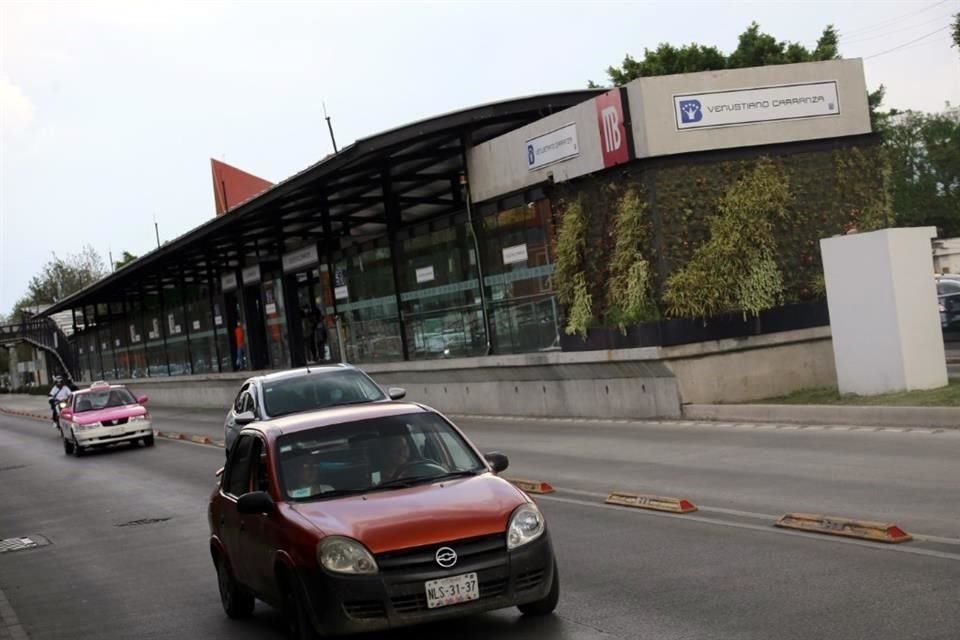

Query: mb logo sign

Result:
[595,89,629,168]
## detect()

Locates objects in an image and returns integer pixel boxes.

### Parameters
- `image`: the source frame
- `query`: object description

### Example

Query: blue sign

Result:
[679,99,703,124]
[527,144,535,167]
[334,270,347,287]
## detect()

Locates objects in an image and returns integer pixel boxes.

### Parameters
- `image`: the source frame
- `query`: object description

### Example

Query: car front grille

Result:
[515,568,545,592]
[342,599,386,620]
[376,533,506,574]
[101,417,129,426]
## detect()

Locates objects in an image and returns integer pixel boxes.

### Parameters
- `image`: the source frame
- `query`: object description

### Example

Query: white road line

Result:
[537,494,960,562]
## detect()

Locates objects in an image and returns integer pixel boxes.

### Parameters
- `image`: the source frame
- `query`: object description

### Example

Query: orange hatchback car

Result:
[208,402,559,638]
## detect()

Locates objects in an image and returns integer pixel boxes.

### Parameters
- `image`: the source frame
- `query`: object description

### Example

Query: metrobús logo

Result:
[674,81,840,130]
[678,100,703,124]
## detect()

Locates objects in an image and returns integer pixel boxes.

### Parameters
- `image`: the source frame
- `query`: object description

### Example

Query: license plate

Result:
[424,572,479,609]
[109,426,125,437]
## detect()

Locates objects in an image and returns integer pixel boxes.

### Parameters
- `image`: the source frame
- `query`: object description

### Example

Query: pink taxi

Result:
[58,382,154,457]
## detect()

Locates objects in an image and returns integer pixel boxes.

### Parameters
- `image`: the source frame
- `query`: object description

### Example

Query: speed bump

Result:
[605,491,698,513]
[775,513,912,544]
[507,478,555,494]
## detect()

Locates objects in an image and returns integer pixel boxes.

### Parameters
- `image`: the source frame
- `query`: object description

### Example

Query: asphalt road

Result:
[147,405,960,538]
[2,412,959,640]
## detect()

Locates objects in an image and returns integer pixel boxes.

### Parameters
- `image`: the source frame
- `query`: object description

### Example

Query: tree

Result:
[9,245,107,318]
[114,251,138,270]
[594,23,839,86]
[952,13,959,50]
[885,112,960,237]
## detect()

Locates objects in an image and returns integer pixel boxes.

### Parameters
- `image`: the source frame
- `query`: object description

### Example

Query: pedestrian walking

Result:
[313,317,328,362]
[234,321,247,369]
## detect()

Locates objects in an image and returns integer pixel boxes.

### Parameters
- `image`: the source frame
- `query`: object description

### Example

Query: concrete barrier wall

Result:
[101,327,835,417]
[662,327,836,404]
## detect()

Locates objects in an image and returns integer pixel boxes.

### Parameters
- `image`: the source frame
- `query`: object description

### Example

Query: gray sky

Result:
[2,0,959,314]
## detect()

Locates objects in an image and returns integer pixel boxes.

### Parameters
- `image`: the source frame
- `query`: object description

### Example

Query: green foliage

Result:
[553,198,587,306]
[834,147,894,232]
[564,272,593,338]
[10,245,106,318]
[953,13,960,50]
[114,251,138,270]
[606,189,657,331]
[664,159,790,318]
[885,111,960,236]
[597,23,839,86]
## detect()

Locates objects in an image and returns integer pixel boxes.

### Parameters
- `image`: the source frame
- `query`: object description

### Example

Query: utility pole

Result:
[323,102,338,154]
[154,215,160,249]
[108,248,115,272]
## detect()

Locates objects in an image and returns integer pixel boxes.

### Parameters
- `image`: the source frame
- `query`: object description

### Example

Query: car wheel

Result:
[216,556,254,619]
[143,435,155,447]
[63,438,74,455]
[518,562,560,616]
[281,572,316,640]
[73,441,85,457]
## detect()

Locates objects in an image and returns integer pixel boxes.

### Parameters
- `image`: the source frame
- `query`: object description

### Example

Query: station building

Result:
[44,59,878,411]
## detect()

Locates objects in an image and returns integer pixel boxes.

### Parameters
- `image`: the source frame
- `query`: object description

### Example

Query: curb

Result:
[156,431,224,448]
[683,404,960,429]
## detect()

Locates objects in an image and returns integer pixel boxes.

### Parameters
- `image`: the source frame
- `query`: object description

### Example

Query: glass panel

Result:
[482,199,561,354]
[399,223,486,360]
[97,325,116,380]
[335,247,402,363]
[143,291,168,377]
[185,283,219,374]
[163,286,191,376]
[262,275,290,370]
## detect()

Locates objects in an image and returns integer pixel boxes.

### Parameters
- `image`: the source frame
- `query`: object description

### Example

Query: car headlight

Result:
[507,503,545,550]
[78,422,102,431]
[129,415,148,422]
[318,537,378,575]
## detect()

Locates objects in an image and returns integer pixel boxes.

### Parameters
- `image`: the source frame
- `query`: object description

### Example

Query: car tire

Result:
[143,435,155,447]
[63,438,74,455]
[73,441,85,457]
[281,572,316,640]
[216,556,254,619]
[518,562,560,616]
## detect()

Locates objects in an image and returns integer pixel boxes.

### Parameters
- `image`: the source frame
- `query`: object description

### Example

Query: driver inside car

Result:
[379,434,414,482]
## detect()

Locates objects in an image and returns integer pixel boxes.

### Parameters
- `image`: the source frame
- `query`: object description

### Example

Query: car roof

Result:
[246,402,431,438]
[75,383,127,395]
[248,364,359,385]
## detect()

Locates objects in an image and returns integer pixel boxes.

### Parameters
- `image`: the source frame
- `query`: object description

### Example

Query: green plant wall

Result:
[550,139,891,323]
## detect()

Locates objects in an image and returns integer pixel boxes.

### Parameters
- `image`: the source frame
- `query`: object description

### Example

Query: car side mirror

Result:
[485,452,509,474]
[235,411,256,426]
[388,387,406,400]
[60,409,72,419]
[137,395,149,405]
[237,491,276,515]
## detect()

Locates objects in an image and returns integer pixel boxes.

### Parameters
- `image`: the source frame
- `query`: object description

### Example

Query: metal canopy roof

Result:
[46,89,601,314]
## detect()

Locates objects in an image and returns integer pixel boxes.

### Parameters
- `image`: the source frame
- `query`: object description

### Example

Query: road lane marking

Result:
[537,494,960,562]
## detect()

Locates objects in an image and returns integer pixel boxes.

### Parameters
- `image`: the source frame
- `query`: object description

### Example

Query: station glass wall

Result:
[66,196,562,379]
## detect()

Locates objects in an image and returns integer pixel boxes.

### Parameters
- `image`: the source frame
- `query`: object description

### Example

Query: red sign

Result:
[595,89,629,168]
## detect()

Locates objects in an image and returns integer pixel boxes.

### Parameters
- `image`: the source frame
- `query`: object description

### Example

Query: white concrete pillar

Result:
[820,227,947,395]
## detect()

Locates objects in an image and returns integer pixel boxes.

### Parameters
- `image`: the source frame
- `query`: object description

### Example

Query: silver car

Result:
[223,364,405,452]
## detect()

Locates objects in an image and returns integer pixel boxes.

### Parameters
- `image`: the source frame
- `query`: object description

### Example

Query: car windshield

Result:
[276,412,486,502]
[262,370,387,418]
[74,388,137,413]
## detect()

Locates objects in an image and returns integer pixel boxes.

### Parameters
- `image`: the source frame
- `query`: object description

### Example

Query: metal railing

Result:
[0,318,77,379]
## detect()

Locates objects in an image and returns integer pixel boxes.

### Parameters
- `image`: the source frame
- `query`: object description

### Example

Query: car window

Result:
[249,439,271,493]
[275,411,484,501]
[73,388,136,413]
[262,370,386,418]
[226,436,256,496]
[233,384,249,413]
[238,391,255,415]
[938,280,960,295]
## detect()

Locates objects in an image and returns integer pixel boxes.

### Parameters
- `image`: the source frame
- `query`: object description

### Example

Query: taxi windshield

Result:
[276,412,485,502]
[74,388,137,413]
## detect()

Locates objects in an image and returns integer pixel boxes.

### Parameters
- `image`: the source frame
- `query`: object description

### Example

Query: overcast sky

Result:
[2,0,959,314]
